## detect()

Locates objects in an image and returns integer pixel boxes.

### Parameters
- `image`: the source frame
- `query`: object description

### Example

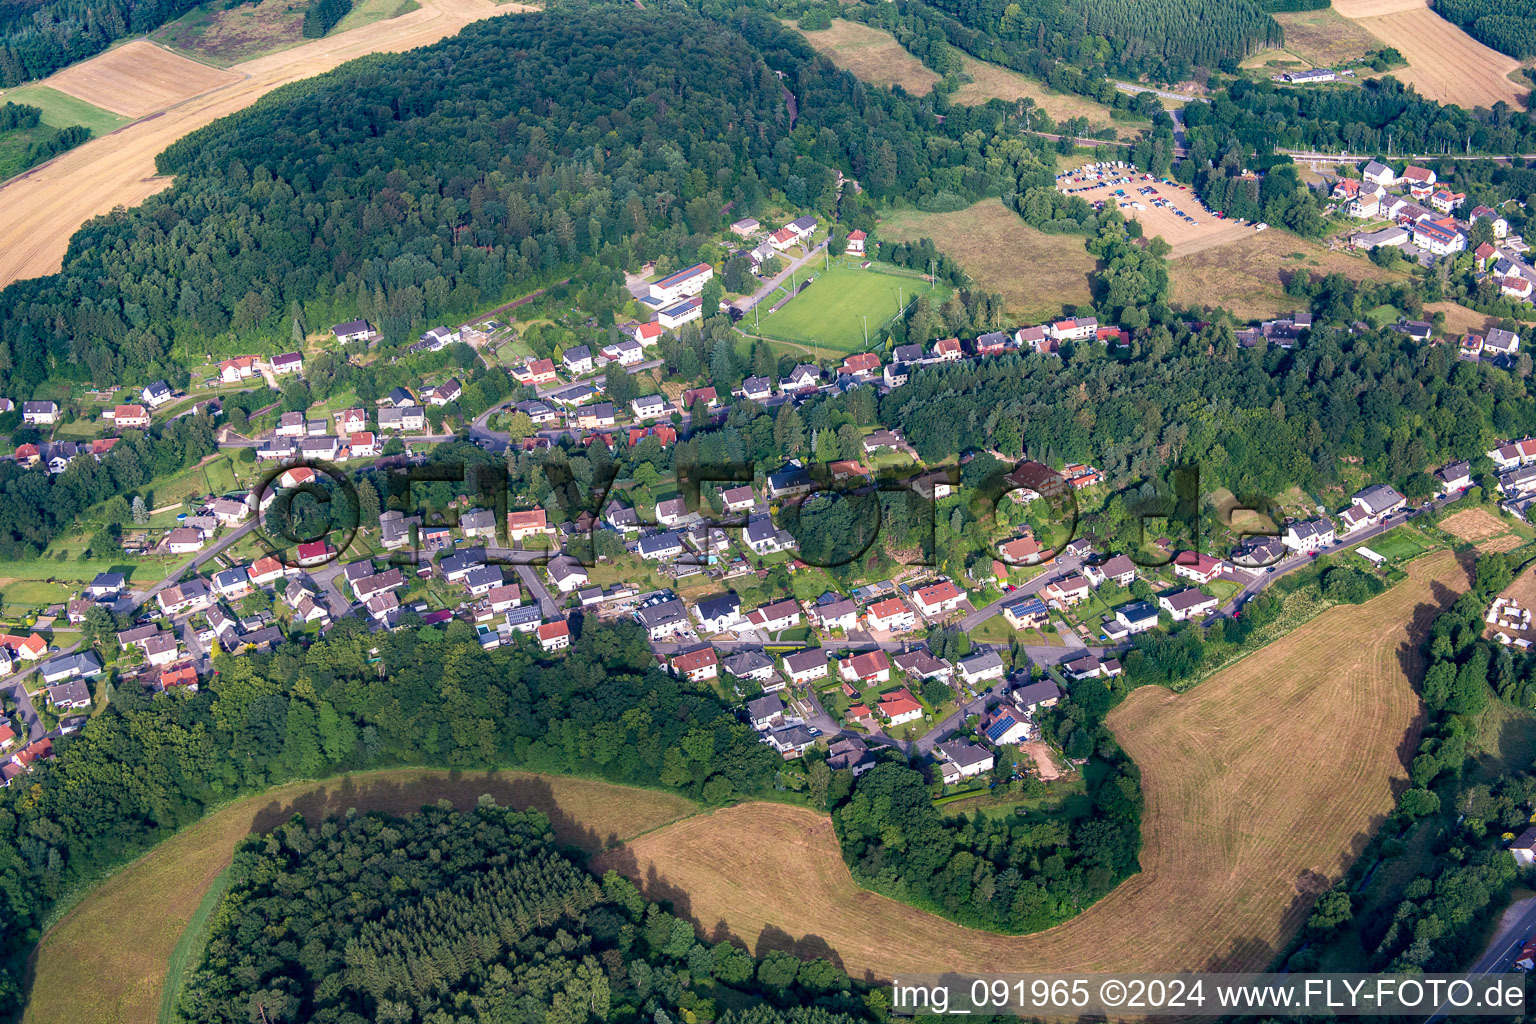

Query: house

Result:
[1352,483,1407,519]
[1435,460,1472,494]
[984,709,1032,746]
[1510,825,1536,866]
[834,650,888,688]
[606,339,645,366]
[744,516,794,555]
[912,580,965,618]
[649,263,714,304]
[694,592,744,634]
[1504,277,1534,302]
[841,352,882,379]
[1108,600,1160,638]
[632,394,669,420]
[722,650,779,687]
[1401,165,1436,189]
[1348,193,1381,219]
[730,217,760,237]
[846,229,866,255]
[537,620,572,652]
[111,404,150,429]
[46,679,92,710]
[682,386,718,410]
[764,642,826,685]
[1048,316,1097,342]
[766,465,813,499]
[219,355,263,383]
[513,359,558,386]
[1470,205,1510,238]
[1002,595,1049,631]
[866,597,915,633]
[353,569,405,604]
[767,724,816,758]
[746,598,802,632]
[414,326,460,352]
[747,693,786,730]
[1412,217,1465,257]
[1429,189,1466,214]
[878,687,923,726]
[576,402,617,429]
[826,735,874,775]
[1012,678,1062,713]
[1084,554,1136,588]
[562,346,594,375]
[780,365,821,393]
[1159,587,1218,621]
[1362,160,1396,187]
[811,597,859,632]
[768,226,798,251]
[141,380,174,408]
[635,597,690,640]
[656,296,703,330]
[547,556,590,594]
[1352,225,1410,250]
[271,352,304,377]
[931,337,963,361]
[1282,517,1335,553]
[719,485,757,514]
[955,649,1006,687]
[1486,327,1521,358]
[1173,551,1223,585]
[332,319,372,343]
[638,531,685,560]
[1042,573,1091,609]
[464,565,504,596]
[506,508,550,542]
[975,331,1008,356]
[295,540,334,567]
[788,215,817,239]
[364,591,400,623]
[165,527,205,555]
[211,566,253,600]
[1489,438,1536,469]
[936,740,994,784]
[139,632,179,667]
[738,376,773,402]
[426,378,463,406]
[439,550,486,583]
[39,651,102,685]
[893,647,950,681]
[21,400,58,425]
[998,535,1042,565]
[669,645,719,682]
[1065,654,1122,680]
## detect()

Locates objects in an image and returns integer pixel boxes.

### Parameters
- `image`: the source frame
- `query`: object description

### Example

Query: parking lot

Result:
[1056,162,1256,255]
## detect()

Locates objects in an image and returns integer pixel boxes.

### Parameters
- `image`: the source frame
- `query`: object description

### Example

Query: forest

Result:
[176,802,875,1024]
[301,0,352,36]
[0,0,202,85]
[0,4,1019,397]
[0,621,782,1011]
[1435,0,1536,60]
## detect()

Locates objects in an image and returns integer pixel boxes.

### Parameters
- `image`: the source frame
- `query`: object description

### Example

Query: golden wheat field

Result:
[600,551,1468,979]
[42,40,242,118]
[1331,0,1525,109]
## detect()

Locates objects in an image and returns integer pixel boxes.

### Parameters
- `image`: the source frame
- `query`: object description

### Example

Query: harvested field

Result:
[880,199,1094,321]
[1440,507,1523,553]
[1337,0,1525,109]
[1171,229,1407,319]
[1486,564,1536,645]
[793,19,939,95]
[600,551,1468,977]
[0,0,532,289]
[1426,300,1535,335]
[951,56,1134,136]
[1246,8,1384,69]
[25,769,695,1024]
[42,40,240,118]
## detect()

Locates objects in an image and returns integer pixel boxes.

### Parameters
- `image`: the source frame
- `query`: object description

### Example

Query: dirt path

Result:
[0,0,535,289]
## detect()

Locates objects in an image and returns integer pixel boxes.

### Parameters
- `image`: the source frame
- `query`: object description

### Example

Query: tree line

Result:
[177,801,880,1024]
[0,0,203,85]
[1436,0,1536,59]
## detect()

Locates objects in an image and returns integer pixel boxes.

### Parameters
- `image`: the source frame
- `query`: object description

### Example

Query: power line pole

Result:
[860,315,868,347]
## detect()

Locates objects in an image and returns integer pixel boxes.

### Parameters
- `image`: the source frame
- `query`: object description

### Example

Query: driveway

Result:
[731,240,827,314]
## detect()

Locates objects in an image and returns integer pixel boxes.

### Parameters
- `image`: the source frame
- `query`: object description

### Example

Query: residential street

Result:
[1,645,71,742]
[128,520,257,612]
[731,240,828,315]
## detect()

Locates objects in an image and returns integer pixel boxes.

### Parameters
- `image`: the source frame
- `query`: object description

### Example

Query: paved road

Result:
[957,553,1087,632]
[1,644,71,741]
[1113,81,1199,102]
[128,520,257,612]
[1427,895,1536,1022]
[513,564,561,620]
[913,691,1001,756]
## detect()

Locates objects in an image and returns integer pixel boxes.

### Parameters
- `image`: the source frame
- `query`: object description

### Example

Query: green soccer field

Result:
[755,264,951,354]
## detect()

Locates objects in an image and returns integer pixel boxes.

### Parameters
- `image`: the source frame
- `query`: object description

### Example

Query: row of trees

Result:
[1436,0,1536,59]
[178,802,878,1024]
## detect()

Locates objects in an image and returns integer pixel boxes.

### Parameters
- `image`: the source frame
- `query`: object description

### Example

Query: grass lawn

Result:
[0,84,129,136]
[969,614,1016,644]
[1360,525,1440,563]
[330,0,420,33]
[755,263,950,355]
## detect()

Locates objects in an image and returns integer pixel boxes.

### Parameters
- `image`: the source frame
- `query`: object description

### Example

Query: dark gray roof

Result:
[747,693,785,720]
[1012,679,1061,706]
